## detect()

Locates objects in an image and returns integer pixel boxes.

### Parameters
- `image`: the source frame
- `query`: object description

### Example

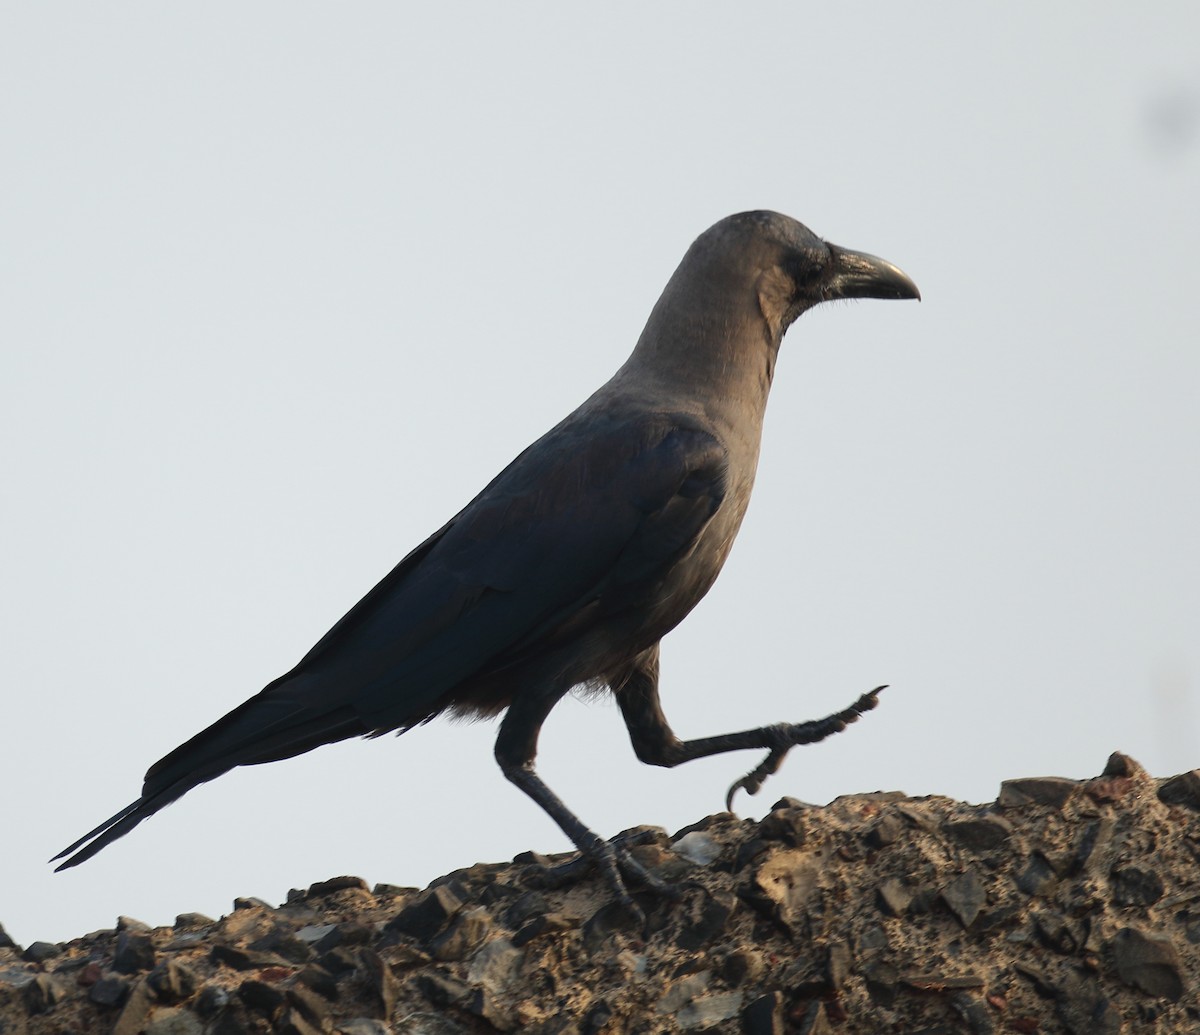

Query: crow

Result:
[54,211,919,904]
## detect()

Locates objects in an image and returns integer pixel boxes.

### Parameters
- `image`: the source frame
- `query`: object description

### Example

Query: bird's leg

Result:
[718,686,885,809]
[614,650,884,809]
[495,689,664,912]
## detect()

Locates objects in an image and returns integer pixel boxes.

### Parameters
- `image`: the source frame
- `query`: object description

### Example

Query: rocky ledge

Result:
[2,753,1199,1035]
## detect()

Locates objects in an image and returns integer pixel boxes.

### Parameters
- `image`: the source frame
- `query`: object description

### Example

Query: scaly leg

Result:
[495,684,666,912]
[615,645,884,809]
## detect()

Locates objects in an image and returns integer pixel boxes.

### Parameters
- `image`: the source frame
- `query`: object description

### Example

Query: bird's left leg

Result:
[615,645,884,809]
[495,685,664,911]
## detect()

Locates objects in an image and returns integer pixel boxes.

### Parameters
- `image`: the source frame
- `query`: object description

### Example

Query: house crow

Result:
[54,211,919,904]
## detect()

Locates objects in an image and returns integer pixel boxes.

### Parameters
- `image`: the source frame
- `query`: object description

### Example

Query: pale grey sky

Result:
[2,5,1198,945]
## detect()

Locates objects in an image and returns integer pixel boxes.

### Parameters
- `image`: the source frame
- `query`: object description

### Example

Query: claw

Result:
[525,830,683,916]
[723,684,888,812]
[725,746,787,810]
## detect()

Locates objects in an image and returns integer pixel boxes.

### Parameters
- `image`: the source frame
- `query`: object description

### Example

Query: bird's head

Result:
[692,210,920,343]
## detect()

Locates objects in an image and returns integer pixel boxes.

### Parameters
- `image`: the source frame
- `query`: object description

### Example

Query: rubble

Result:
[3,754,1198,1032]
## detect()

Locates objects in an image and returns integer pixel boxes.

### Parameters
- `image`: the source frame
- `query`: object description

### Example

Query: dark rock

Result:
[741,991,784,1035]
[210,944,289,971]
[195,984,231,1016]
[111,979,154,1035]
[1111,865,1164,906]
[385,884,465,944]
[430,908,491,961]
[23,973,65,1014]
[862,960,900,1007]
[676,890,736,951]
[114,930,156,974]
[174,912,216,930]
[582,899,642,953]
[88,973,132,1007]
[1069,817,1115,875]
[77,961,103,986]
[941,870,986,929]
[296,923,337,947]
[1055,969,1122,1035]
[856,923,890,952]
[866,810,906,849]
[355,948,399,1018]
[998,777,1077,808]
[418,971,471,1008]
[717,947,764,986]
[308,875,371,898]
[146,959,198,1003]
[116,915,152,932]
[1015,853,1057,896]
[733,838,772,871]
[233,896,276,911]
[372,883,418,898]
[239,978,287,1016]
[319,947,361,976]
[49,954,91,975]
[1033,912,1082,955]
[250,929,319,963]
[318,923,375,953]
[1158,770,1200,810]
[207,1006,253,1035]
[276,1006,326,1035]
[380,941,433,970]
[1111,927,1184,1000]
[512,849,558,867]
[0,923,16,950]
[503,891,552,928]
[826,941,852,991]
[876,877,912,917]
[792,1000,834,1035]
[907,887,939,915]
[512,912,578,948]
[286,984,330,1028]
[20,941,61,964]
[892,802,940,833]
[1102,751,1145,778]
[469,987,518,1031]
[479,881,521,907]
[757,808,807,847]
[296,963,340,1001]
[779,956,827,998]
[949,991,996,1035]
[582,998,613,1035]
[942,814,1014,851]
[1012,962,1058,999]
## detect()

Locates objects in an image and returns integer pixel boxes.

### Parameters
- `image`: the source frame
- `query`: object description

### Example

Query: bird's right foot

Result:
[525,828,687,924]
[724,684,887,810]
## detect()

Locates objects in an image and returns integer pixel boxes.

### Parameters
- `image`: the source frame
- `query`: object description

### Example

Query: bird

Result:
[53,211,919,903]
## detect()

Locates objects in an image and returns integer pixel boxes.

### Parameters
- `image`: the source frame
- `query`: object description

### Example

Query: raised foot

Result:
[725,684,887,811]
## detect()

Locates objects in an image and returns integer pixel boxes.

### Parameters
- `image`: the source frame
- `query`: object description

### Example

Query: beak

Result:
[824,243,921,302]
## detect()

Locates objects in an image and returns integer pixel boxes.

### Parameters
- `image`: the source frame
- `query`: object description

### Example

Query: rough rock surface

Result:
[3,753,1198,1033]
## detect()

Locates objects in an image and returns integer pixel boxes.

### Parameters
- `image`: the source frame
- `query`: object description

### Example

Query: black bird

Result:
[54,212,919,900]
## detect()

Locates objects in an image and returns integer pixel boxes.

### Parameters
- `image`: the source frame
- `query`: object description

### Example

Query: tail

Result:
[51,787,194,871]
[52,680,372,871]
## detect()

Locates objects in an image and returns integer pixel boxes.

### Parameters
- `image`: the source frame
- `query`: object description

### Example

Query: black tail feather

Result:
[52,705,373,870]
[51,786,188,871]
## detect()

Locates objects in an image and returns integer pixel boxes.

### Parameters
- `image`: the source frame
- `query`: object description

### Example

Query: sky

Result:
[2,5,1198,946]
